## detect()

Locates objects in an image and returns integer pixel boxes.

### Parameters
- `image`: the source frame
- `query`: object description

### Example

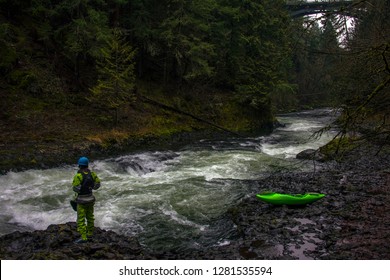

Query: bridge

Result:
[285,0,355,18]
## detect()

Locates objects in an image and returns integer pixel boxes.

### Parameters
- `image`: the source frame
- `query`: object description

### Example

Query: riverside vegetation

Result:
[1,1,389,172]
[1,0,291,172]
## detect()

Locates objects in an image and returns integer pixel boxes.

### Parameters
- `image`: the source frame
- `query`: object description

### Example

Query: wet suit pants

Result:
[77,203,95,240]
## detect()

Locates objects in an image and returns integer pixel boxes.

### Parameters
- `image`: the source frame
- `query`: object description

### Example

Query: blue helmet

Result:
[78,157,89,167]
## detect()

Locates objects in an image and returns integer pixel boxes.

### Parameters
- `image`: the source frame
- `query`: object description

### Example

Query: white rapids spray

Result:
[0,108,338,251]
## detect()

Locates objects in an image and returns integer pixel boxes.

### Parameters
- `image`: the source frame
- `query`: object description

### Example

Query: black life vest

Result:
[78,169,95,195]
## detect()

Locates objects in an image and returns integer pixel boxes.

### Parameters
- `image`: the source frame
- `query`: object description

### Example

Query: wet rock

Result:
[0,222,153,260]
[223,145,390,260]
[296,149,326,162]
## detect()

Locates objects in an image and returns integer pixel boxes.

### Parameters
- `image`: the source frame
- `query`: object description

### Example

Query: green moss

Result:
[0,44,17,72]
[147,114,193,136]
[86,130,130,149]
[8,69,36,88]
[320,136,359,160]
[216,102,251,131]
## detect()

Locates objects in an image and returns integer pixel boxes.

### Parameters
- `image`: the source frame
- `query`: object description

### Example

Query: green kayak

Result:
[256,192,325,206]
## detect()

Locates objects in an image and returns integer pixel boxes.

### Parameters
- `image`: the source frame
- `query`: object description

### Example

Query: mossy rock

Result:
[320,136,359,160]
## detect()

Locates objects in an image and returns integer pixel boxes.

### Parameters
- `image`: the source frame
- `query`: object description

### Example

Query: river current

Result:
[0,109,338,251]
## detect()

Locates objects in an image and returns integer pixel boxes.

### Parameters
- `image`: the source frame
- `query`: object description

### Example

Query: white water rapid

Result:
[0,109,338,251]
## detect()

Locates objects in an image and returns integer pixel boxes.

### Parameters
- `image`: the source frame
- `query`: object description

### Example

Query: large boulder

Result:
[296,149,326,162]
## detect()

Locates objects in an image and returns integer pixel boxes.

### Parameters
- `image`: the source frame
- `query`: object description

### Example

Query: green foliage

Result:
[89,28,137,125]
[212,0,293,113]
[332,0,390,145]
[0,23,18,73]
[125,0,292,99]
[1,0,295,131]
[270,81,299,112]
[290,17,342,108]
[157,0,217,83]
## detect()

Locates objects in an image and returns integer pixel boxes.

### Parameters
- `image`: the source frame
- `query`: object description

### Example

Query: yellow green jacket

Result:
[72,170,101,188]
[72,169,101,203]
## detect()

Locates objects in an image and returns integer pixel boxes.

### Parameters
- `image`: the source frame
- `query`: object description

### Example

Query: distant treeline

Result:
[0,0,388,118]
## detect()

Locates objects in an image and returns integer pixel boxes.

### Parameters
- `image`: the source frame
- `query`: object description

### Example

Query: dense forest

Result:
[0,0,389,168]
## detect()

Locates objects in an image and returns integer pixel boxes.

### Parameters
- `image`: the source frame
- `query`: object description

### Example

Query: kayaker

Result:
[71,157,101,244]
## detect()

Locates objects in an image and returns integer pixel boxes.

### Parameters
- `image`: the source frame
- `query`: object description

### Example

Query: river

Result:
[0,108,338,252]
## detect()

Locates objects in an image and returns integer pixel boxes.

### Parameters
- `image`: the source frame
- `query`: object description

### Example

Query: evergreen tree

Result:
[123,0,168,79]
[90,28,137,125]
[39,0,111,83]
[213,0,291,109]
[292,20,323,106]
[318,17,341,105]
[159,0,217,84]
[291,16,342,108]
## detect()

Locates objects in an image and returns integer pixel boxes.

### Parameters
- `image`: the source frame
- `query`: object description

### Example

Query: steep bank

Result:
[1,143,389,260]
[0,86,274,174]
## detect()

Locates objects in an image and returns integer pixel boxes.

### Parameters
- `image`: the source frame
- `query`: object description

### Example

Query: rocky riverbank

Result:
[0,129,237,175]
[189,144,390,260]
[1,142,389,260]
